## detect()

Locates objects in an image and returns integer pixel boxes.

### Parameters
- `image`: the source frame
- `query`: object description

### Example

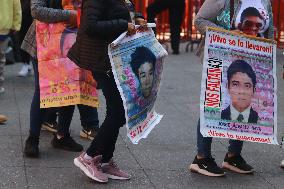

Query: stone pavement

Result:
[0,47,283,189]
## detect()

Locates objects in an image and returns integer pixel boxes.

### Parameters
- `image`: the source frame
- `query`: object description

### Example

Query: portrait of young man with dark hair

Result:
[130,46,156,99]
[238,7,264,37]
[222,59,259,124]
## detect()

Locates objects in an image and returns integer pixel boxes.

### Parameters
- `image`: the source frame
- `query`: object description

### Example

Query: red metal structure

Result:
[133,0,283,49]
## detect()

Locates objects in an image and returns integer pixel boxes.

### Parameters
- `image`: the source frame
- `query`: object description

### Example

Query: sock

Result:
[84,153,93,160]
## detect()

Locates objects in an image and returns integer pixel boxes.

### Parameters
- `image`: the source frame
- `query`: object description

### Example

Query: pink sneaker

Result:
[74,152,108,183]
[102,159,131,180]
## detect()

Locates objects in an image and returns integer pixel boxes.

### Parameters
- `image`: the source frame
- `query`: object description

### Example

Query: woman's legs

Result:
[86,72,125,162]
[196,119,213,158]
[24,58,48,157]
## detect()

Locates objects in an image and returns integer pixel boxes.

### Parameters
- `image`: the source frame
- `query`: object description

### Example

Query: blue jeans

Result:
[43,104,99,131]
[197,119,243,158]
[29,59,71,137]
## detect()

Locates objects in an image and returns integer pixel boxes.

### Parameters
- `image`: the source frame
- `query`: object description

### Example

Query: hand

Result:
[66,10,78,28]
[127,23,136,36]
[135,18,148,32]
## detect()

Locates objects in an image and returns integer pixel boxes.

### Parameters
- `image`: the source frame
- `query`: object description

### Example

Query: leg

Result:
[86,72,125,163]
[228,139,243,155]
[77,104,99,130]
[25,58,49,157]
[189,119,225,176]
[169,1,185,54]
[78,104,100,140]
[0,39,8,91]
[51,105,83,152]
[147,0,170,34]
[197,119,213,158]
[29,58,48,137]
[57,105,75,136]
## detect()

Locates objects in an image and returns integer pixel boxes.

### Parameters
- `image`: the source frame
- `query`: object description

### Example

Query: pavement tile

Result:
[27,167,153,189]
[0,136,24,167]
[0,166,27,189]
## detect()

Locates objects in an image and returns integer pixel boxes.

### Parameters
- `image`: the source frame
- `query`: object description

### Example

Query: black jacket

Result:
[68,0,142,72]
[221,106,259,124]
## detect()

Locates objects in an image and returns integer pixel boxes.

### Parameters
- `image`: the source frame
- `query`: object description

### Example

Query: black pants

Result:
[147,0,185,53]
[43,104,99,131]
[86,72,125,163]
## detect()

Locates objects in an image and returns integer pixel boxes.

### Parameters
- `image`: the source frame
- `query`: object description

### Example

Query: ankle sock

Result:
[84,153,93,160]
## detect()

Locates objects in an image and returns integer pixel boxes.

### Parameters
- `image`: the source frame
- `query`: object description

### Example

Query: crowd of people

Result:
[0,0,283,185]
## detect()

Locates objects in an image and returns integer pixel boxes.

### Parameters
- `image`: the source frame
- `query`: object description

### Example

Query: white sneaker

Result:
[18,64,32,77]
[0,87,4,94]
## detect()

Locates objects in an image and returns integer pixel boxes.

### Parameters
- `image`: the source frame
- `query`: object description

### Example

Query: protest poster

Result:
[200,27,277,145]
[36,21,98,108]
[108,28,167,144]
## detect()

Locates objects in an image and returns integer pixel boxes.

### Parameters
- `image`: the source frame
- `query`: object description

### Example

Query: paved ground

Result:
[0,45,283,189]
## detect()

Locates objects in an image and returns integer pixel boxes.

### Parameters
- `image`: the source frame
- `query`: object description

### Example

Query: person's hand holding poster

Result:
[200,27,277,145]
[108,29,167,144]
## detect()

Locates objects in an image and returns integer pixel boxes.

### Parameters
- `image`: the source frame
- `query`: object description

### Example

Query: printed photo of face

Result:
[60,29,77,57]
[228,72,255,112]
[137,61,154,98]
[130,46,157,99]
[238,7,264,37]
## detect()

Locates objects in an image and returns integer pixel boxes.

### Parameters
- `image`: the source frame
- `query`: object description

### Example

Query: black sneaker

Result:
[221,153,254,174]
[51,134,83,152]
[41,122,58,133]
[24,136,39,158]
[189,156,225,177]
[80,127,98,140]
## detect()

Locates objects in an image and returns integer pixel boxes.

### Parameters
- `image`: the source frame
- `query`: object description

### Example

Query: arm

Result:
[194,0,226,35]
[12,0,22,31]
[83,0,128,38]
[31,0,70,23]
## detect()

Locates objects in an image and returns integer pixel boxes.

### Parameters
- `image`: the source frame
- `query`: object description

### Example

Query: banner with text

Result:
[108,29,167,144]
[36,21,98,108]
[200,27,278,144]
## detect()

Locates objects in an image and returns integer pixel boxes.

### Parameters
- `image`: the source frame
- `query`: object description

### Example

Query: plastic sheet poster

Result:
[108,29,167,144]
[200,27,277,145]
[36,21,98,108]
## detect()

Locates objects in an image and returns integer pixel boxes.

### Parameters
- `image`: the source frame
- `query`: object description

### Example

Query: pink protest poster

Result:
[36,21,98,108]
[200,27,277,145]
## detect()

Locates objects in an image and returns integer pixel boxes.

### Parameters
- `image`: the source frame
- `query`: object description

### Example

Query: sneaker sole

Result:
[79,130,94,140]
[41,124,57,133]
[105,173,131,180]
[189,164,225,177]
[74,158,108,183]
[221,162,253,174]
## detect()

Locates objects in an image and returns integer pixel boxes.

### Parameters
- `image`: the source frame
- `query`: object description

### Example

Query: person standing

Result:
[22,0,83,158]
[17,0,33,77]
[147,0,185,55]
[68,0,147,183]
[189,0,274,177]
[0,0,22,93]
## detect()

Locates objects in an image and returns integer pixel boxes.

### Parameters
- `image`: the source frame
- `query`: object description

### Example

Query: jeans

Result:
[197,119,243,158]
[43,104,99,131]
[86,71,125,163]
[147,0,185,52]
[29,59,70,137]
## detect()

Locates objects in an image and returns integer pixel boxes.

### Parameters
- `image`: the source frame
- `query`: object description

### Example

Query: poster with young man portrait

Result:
[108,29,167,144]
[200,27,277,145]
